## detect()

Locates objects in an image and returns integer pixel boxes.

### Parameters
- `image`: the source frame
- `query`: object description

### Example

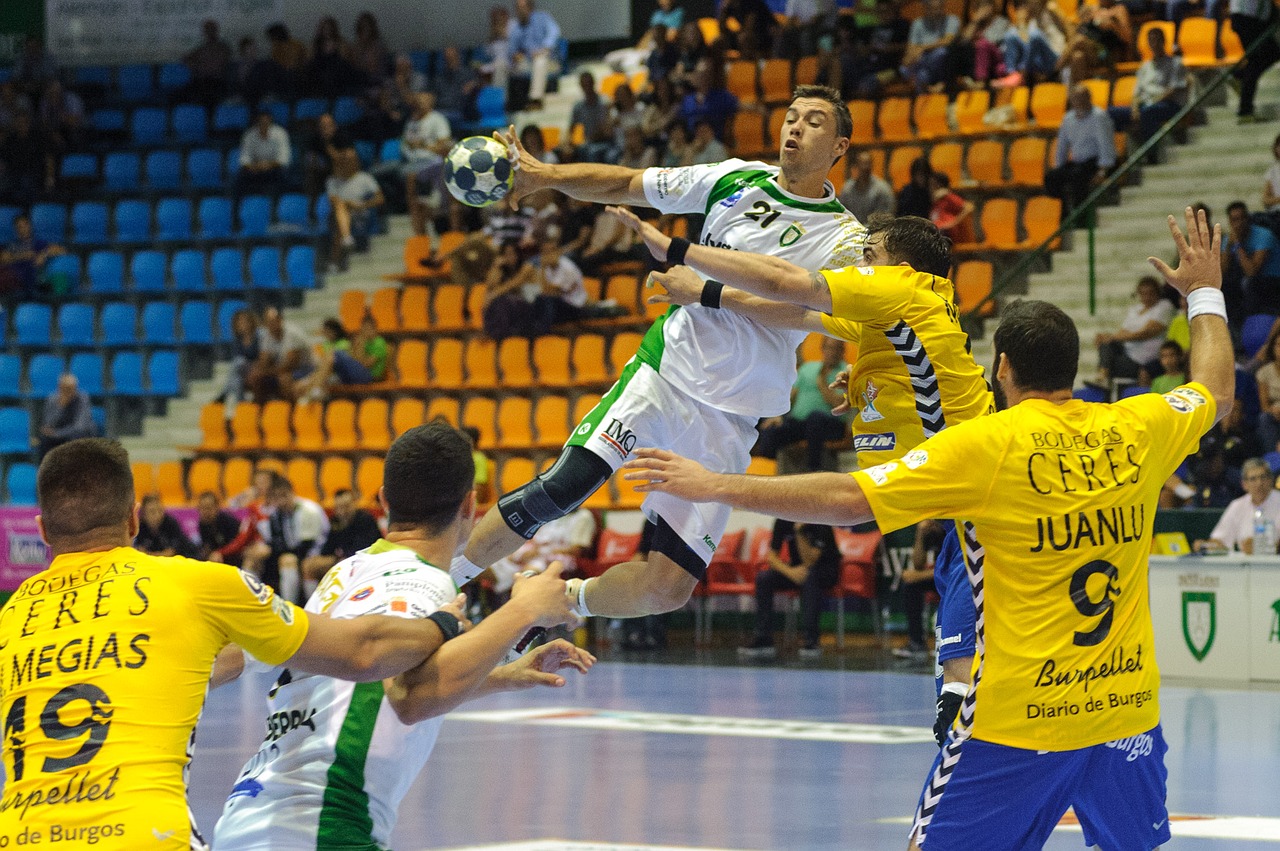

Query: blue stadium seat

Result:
[213,102,250,135]
[276,193,311,233]
[187,148,222,188]
[131,250,167,292]
[237,195,271,237]
[90,108,126,134]
[130,107,168,145]
[313,195,331,234]
[0,355,21,399]
[103,152,141,191]
[263,101,290,127]
[286,245,317,289]
[87,251,126,294]
[216,299,248,340]
[0,206,18,242]
[14,304,53,347]
[156,197,193,241]
[71,202,109,245]
[113,199,151,242]
[147,350,181,397]
[198,197,233,239]
[408,50,433,75]
[26,353,65,399]
[5,463,37,504]
[353,140,376,169]
[72,65,111,90]
[43,255,81,292]
[31,203,67,243]
[91,406,106,435]
[116,64,155,102]
[141,302,177,345]
[472,86,508,131]
[145,150,183,190]
[292,98,327,122]
[211,248,246,290]
[171,104,207,143]
[378,138,401,164]
[69,352,105,396]
[179,301,215,345]
[248,246,282,289]
[57,303,97,347]
[110,352,146,397]
[171,249,209,292]
[100,303,138,347]
[0,408,31,455]
[60,153,98,182]
[226,147,240,178]
[157,62,192,93]
[333,96,362,125]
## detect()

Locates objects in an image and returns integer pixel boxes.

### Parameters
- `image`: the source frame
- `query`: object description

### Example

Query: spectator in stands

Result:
[930,171,976,244]
[234,36,287,106]
[1045,84,1116,214]
[265,22,308,78]
[840,151,895,222]
[433,45,480,126]
[183,19,233,105]
[679,59,738,142]
[196,490,242,565]
[901,0,960,92]
[391,53,427,105]
[646,25,682,84]
[718,0,780,61]
[1196,458,1280,552]
[0,110,54,202]
[248,306,316,402]
[617,125,658,171]
[303,113,354,198]
[1151,340,1188,394]
[462,425,495,507]
[13,37,56,94]
[0,81,31,133]
[1075,0,1132,66]
[520,124,558,164]
[36,373,96,459]
[326,148,385,271]
[301,488,382,596]
[755,338,852,472]
[948,0,1011,88]
[1093,275,1176,385]
[738,521,841,658]
[38,80,84,153]
[482,241,540,338]
[230,467,275,510]
[480,6,513,86]
[640,78,682,142]
[1167,0,1221,25]
[896,157,934,218]
[611,84,645,154]
[0,213,65,298]
[607,0,684,73]
[861,0,911,92]
[221,308,259,414]
[505,0,563,110]
[241,473,330,604]
[1002,0,1068,83]
[295,315,390,400]
[216,467,276,567]
[1226,200,1280,315]
[686,118,731,165]
[566,71,613,162]
[1231,0,1280,123]
[402,92,454,236]
[1257,331,1280,451]
[134,493,200,558]
[670,21,709,92]
[1264,135,1280,213]
[529,226,589,332]
[307,16,362,97]
[1131,26,1187,148]
[895,518,948,658]
[662,121,693,167]
[236,110,291,195]
[352,12,391,83]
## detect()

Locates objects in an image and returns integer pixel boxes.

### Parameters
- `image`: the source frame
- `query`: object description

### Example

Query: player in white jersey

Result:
[214,422,592,850]
[452,85,868,623]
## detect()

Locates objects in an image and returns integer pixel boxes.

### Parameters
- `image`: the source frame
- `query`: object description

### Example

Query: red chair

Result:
[578,527,644,578]
[695,529,749,643]
[832,528,883,647]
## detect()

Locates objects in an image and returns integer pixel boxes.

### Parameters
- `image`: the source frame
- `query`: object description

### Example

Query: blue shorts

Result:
[933,526,976,693]
[913,725,1170,850]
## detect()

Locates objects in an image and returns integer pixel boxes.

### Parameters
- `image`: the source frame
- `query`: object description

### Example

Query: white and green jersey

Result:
[640,158,867,417]
[214,541,458,851]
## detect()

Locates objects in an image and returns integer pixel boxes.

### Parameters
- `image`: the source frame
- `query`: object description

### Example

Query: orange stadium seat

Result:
[727,59,759,105]
[605,275,640,314]
[426,396,460,426]
[429,338,463,388]
[255,457,285,476]
[260,400,293,452]
[465,285,486,329]
[827,160,848,194]
[462,397,498,448]
[1111,75,1136,108]
[573,393,602,425]
[609,333,642,375]
[733,110,768,158]
[229,402,262,450]
[645,293,669,320]
[978,198,1020,249]
[534,395,572,446]
[497,337,534,387]
[992,86,1030,124]
[800,332,824,362]
[541,125,561,149]
[1022,196,1062,249]
[1030,82,1067,128]
[965,139,1005,186]
[1081,78,1111,109]
[370,287,400,333]
[1008,137,1048,186]
[154,462,186,505]
[325,399,359,451]
[286,457,320,502]
[319,457,354,503]
[929,142,963,186]
[760,58,791,103]
[955,89,990,135]
[356,457,383,500]
[437,230,465,260]
[866,147,887,180]
[887,145,924,191]
[132,462,155,496]
[292,402,324,452]
[499,457,538,495]
[199,402,228,451]
[402,235,434,276]
[463,338,499,389]
[697,17,721,43]
[396,339,430,388]
[357,398,391,450]
[391,398,426,435]
[497,397,534,448]
[432,284,466,330]
[598,71,627,99]
[876,96,913,142]
[223,456,252,498]
[913,93,949,139]
[187,458,222,500]
[581,475,613,510]
[953,260,995,316]
[533,336,572,386]
[339,290,366,333]
[847,100,876,144]
[613,471,646,509]
[399,286,430,332]
[570,123,585,146]
[794,55,818,86]
[573,334,610,384]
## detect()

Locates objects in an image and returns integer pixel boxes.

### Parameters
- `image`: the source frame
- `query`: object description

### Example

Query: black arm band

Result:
[700,281,724,309]
[427,610,463,641]
[667,237,691,266]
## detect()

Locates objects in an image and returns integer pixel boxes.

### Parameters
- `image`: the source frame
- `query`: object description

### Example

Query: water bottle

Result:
[1253,509,1272,555]
[1266,518,1277,557]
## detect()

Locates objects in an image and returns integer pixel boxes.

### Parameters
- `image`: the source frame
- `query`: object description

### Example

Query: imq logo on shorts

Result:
[597,418,637,460]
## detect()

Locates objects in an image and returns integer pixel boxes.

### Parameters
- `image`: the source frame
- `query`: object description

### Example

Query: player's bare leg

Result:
[463,504,538,573]
[576,552,698,617]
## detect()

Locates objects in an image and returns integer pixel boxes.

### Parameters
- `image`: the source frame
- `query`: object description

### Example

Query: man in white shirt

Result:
[401,91,454,238]
[326,148,385,269]
[1094,275,1176,384]
[237,109,291,193]
[1132,27,1187,146]
[241,473,331,605]
[1199,458,1280,552]
[1045,84,1116,213]
[248,306,317,401]
[531,228,589,331]
[839,150,895,222]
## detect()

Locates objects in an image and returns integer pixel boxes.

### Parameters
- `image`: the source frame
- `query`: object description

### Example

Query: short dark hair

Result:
[333,488,353,501]
[383,421,475,534]
[1227,200,1249,217]
[992,300,1080,393]
[140,493,162,509]
[791,84,853,141]
[865,213,952,278]
[267,472,292,495]
[37,438,136,544]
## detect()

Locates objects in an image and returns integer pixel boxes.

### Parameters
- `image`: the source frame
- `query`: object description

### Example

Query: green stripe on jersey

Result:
[703,169,846,216]
[635,304,675,369]
[316,681,385,849]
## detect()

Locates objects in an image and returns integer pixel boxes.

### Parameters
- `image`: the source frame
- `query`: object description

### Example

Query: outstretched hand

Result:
[646,266,704,307]
[828,368,852,415]
[494,124,548,210]
[622,448,720,502]
[1148,206,1221,296]
[606,206,673,262]
[495,638,596,689]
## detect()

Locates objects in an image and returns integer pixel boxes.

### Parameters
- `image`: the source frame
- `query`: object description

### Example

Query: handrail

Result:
[964,17,1280,322]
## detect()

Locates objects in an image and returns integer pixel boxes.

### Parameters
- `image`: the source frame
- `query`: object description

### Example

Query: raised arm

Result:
[646,266,829,333]
[498,126,648,207]
[287,610,450,682]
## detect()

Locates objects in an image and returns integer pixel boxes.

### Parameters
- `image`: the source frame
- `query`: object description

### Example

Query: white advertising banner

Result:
[46,0,284,65]
[1150,556,1253,683]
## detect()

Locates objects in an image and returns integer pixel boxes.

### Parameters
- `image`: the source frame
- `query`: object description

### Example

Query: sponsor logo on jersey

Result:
[1163,387,1207,413]
[863,460,899,486]
[240,570,272,604]
[858,266,875,275]
[853,433,897,453]
[1162,393,1194,414]
[859,379,884,423]
[228,777,265,800]
[351,586,375,601]
[719,187,746,208]
[1104,732,1155,762]
[902,449,929,470]
[271,595,294,625]
[702,535,717,552]
[779,222,806,247]
[391,598,408,613]
[596,417,637,460]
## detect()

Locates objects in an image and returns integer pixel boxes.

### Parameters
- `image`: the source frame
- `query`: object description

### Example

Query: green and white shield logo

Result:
[779,223,805,247]
[1182,591,1217,662]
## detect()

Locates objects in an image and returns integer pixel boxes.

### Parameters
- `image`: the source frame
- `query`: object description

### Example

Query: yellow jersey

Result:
[852,384,1217,751]
[0,547,309,849]
[819,266,994,466]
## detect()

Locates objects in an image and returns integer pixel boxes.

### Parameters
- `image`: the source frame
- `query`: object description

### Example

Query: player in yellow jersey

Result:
[0,438,552,851]
[623,208,1232,850]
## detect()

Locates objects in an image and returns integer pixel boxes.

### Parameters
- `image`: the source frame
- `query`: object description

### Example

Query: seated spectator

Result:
[1075,0,1132,66]
[265,22,309,80]
[234,36,290,106]
[391,53,427,104]
[1196,458,1280,553]
[1227,200,1280,315]
[901,0,960,92]
[840,151,895,222]
[38,80,84,154]
[1094,275,1175,385]
[686,119,730,165]
[352,11,391,84]
[565,72,613,162]
[134,494,200,558]
[607,0,683,74]
[300,488,382,595]
[247,306,316,401]
[645,25,682,84]
[37,373,96,459]
[295,315,390,400]
[738,521,841,658]
[432,45,479,126]
[303,113,354,198]
[1002,0,1068,82]
[479,6,513,88]
[669,21,708,92]
[13,37,56,94]
[951,0,1011,88]
[861,0,911,94]
[0,110,53,202]
[755,338,853,472]
[241,473,330,604]
[1195,398,1263,497]
[348,85,406,144]
[196,490,242,565]
[1045,84,1115,214]
[1258,332,1280,451]
[1130,26,1187,148]
[504,0,563,110]
[896,519,948,658]
[218,467,275,565]
[640,78,681,142]
[718,0,780,60]
[182,19,233,105]
[307,16,362,98]
[1232,0,1280,123]
[220,308,259,414]
[929,171,976,243]
[229,467,275,509]
[617,125,658,171]
[662,121,693,167]
[780,0,834,58]
[896,157,934,218]
[679,59,738,142]
[326,149,385,271]
[402,92,454,236]
[1264,135,1280,213]
[236,110,291,194]
[0,81,32,132]
[611,84,645,154]
[520,123,558,164]
[531,228,590,330]
[482,241,541,338]
[0,213,65,298]
[1150,340,1187,394]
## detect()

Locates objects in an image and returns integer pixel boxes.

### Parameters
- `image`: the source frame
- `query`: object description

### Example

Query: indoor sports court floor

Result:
[189,648,1280,850]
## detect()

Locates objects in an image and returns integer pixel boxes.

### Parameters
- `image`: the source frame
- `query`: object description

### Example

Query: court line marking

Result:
[878,814,1280,842]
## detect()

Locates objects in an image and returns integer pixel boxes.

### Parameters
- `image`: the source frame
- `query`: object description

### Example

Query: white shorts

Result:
[567,360,758,566]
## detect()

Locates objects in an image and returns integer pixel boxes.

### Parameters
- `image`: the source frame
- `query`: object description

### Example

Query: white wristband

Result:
[940,681,969,697]
[1186,288,1227,321]
[572,577,593,619]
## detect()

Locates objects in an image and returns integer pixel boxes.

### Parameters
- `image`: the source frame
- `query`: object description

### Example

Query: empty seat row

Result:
[16,246,318,295]
[391,333,639,392]
[180,454,387,507]
[72,62,193,102]
[0,351,182,400]
[7,299,243,349]
[89,96,365,144]
[62,147,240,192]
[843,135,1085,193]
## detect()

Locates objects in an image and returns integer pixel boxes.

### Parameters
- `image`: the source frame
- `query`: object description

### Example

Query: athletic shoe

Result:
[737,637,777,658]
[798,643,823,659]
[892,641,929,659]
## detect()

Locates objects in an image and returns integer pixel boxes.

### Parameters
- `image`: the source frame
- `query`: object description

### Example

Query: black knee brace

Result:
[497,446,613,539]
